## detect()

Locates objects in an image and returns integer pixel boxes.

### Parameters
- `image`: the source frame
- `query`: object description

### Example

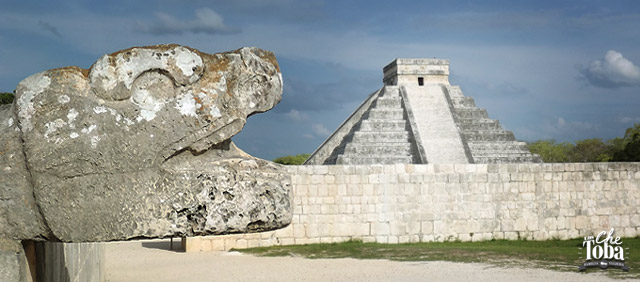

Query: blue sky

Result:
[2,1,640,160]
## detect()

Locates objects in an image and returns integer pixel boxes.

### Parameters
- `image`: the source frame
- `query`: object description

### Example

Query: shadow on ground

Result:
[141,238,183,252]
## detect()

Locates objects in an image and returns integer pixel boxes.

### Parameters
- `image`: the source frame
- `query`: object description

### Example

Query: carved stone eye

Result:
[131,70,175,103]
[130,71,176,121]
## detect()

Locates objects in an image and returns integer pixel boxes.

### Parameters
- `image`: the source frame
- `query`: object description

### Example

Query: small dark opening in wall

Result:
[418,77,424,86]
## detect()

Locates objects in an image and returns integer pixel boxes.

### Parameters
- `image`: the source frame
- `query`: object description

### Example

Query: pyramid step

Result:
[374,97,402,108]
[462,130,515,141]
[351,131,409,143]
[468,141,530,151]
[447,86,464,98]
[451,97,476,108]
[359,120,407,131]
[344,142,413,155]
[471,151,535,157]
[381,86,400,97]
[336,155,413,165]
[452,108,488,119]
[367,108,404,119]
[456,119,501,131]
[473,155,542,164]
[470,149,533,156]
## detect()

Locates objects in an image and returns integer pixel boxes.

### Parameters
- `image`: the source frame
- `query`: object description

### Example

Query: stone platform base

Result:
[184,163,640,252]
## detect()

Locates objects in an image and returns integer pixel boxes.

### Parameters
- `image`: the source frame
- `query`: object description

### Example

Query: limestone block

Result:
[471,233,483,242]
[514,218,527,231]
[543,218,557,231]
[280,238,295,246]
[297,175,311,185]
[311,175,324,184]
[247,239,261,248]
[527,218,539,231]
[504,232,518,240]
[258,239,274,247]
[200,239,212,251]
[323,175,336,184]
[575,216,588,229]
[383,165,396,175]
[480,220,498,232]
[313,165,329,175]
[185,237,202,252]
[458,233,472,242]
[390,222,407,236]
[398,235,410,243]
[417,234,432,242]
[407,221,421,234]
[317,185,328,196]
[273,225,294,238]
[567,229,580,239]
[209,239,225,251]
[235,239,249,249]
[373,222,390,235]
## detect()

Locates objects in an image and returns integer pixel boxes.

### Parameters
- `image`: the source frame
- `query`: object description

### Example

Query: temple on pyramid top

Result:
[305,58,542,165]
[383,58,451,86]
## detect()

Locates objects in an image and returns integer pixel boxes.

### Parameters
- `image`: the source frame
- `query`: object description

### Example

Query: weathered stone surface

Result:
[0,44,291,242]
[0,239,29,282]
[0,105,47,240]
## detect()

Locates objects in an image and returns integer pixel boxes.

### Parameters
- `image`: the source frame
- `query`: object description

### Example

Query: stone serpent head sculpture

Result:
[0,44,291,242]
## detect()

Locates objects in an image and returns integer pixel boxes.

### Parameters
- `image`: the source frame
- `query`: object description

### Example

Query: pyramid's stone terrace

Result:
[306,58,541,164]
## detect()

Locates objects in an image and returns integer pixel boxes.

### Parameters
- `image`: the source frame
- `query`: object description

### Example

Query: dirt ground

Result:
[105,239,632,282]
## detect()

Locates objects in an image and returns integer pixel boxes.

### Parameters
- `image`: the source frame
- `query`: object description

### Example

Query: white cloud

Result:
[285,109,308,121]
[556,117,594,130]
[312,123,331,137]
[538,117,597,140]
[580,50,640,88]
[619,116,640,123]
[522,116,602,142]
[137,8,239,35]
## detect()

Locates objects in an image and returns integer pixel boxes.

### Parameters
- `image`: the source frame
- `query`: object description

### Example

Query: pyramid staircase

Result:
[324,86,420,164]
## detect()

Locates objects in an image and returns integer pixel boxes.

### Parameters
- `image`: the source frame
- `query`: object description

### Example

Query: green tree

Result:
[527,140,573,163]
[607,137,626,158]
[0,92,14,105]
[568,138,610,162]
[273,154,310,165]
[613,123,640,161]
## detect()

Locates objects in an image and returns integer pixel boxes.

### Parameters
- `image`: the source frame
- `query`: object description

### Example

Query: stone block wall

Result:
[0,241,104,282]
[34,242,105,282]
[185,163,640,252]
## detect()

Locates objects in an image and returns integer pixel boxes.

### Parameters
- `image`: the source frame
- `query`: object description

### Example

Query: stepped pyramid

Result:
[305,58,541,165]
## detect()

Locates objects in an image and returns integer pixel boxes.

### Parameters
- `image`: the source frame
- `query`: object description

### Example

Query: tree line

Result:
[0,92,13,105]
[527,124,640,162]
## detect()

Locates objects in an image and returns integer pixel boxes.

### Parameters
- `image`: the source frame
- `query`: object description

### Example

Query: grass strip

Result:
[238,237,640,279]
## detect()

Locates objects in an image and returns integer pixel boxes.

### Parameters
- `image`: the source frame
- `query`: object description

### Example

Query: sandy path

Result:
[105,239,631,282]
